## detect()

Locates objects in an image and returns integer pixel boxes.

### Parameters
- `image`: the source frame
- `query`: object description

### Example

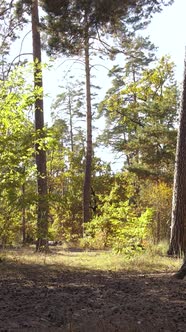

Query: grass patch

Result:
[0,243,182,275]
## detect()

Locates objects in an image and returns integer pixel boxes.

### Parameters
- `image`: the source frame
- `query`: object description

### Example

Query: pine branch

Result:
[0,0,14,17]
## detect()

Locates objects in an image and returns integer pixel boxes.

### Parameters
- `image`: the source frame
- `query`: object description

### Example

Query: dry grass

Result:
[0,243,182,274]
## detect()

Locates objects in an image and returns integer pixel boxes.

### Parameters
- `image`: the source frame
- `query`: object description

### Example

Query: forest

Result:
[1,0,186,331]
[0,0,178,253]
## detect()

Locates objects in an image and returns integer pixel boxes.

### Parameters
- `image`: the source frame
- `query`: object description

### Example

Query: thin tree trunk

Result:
[31,0,48,251]
[156,212,160,244]
[168,56,186,278]
[68,94,74,152]
[22,182,26,245]
[83,19,92,224]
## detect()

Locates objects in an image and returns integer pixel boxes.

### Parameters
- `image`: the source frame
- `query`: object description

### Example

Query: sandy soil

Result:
[0,251,186,331]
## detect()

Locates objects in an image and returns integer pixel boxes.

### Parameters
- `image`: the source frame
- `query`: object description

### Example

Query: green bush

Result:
[83,199,154,254]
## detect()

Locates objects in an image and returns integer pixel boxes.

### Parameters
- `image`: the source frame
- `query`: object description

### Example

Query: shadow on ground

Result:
[0,249,186,331]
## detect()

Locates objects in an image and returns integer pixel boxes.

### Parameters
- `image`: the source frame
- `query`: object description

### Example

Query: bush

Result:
[83,199,154,254]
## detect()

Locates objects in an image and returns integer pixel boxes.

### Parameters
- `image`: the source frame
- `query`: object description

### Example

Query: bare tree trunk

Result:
[168,56,186,278]
[31,0,48,251]
[22,182,26,245]
[68,94,74,152]
[83,20,92,224]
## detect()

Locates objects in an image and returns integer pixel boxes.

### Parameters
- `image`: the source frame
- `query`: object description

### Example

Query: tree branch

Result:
[0,0,14,17]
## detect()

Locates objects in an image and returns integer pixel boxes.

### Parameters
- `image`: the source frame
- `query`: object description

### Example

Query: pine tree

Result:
[12,0,49,250]
[41,0,173,223]
[99,52,177,181]
[168,56,186,279]
[51,78,86,153]
[31,0,49,251]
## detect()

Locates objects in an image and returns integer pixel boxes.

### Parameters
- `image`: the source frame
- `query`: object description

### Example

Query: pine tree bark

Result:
[31,0,48,251]
[168,56,186,278]
[83,19,92,224]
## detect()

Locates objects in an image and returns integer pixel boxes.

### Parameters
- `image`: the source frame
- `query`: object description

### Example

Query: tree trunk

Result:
[168,56,186,278]
[31,0,48,251]
[83,19,92,224]
[22,182,26,245]
[156,212,161,244]
[68,94,74,152]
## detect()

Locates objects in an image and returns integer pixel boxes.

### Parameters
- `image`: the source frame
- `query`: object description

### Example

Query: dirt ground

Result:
[0,250,186,332]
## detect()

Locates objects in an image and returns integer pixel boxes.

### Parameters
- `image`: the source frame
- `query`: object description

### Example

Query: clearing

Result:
[0,246,185,331]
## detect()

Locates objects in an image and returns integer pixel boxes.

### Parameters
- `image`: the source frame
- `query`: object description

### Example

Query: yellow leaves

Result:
[145,181,172,207]
[121,81,138,96]
[139,56,176,100]
[107,93,121,109]
[140,180,172,242]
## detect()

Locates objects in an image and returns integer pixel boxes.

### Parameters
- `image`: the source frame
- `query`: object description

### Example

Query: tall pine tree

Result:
[32,0,48,251]
[41,0,173,223]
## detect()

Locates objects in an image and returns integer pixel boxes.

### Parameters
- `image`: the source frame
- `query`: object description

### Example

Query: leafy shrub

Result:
[139,181,172,243]
[83,198,154,254]
[112,208,154,254]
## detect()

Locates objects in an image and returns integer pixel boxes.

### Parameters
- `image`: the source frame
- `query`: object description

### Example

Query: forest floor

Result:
[0,246,186,331]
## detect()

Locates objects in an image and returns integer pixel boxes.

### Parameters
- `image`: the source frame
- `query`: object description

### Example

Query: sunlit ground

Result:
[0,242,182,274]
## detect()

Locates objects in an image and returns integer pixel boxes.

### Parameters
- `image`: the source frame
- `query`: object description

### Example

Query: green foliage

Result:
[0,63,174,249]
[81,171,172,254]
[0,195,21,246]
[49,184,83,241]
[99,55,177,180]
[139,180,172,243]
[82,182,154,254]
[112,208,154,254]
[0,64,44,245]
[41,0,173,57]
[46,117,85,241]
[0,0,176,252]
